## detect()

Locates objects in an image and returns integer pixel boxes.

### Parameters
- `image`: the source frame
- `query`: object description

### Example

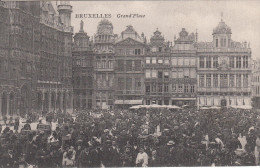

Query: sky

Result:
[67,1,260,59]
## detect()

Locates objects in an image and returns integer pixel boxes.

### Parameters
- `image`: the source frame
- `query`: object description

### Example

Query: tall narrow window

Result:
[229,74,235,87]
[158,71,163,79]
[118,78,124,90]
[216,39,218,47]
[158,84,163,92]
[146,57,150,64]
[190,85,195,93]
[178,84,183,93]
[151,84,157,92]
[200,57,205,68]
[243,74,248,87]
[172,84,177,93]
[213,56,218,68]
[126,78,132,90]
[126,60,132,71]
[152,57,156,64]
[236,56,241,68]
[220,74,228,87]
[152,70,157,78]
[199,74,205,87]
[236,74,242,87]
[206,74,211,87]
[164,85,169,92]
[206,56,211,68]
[184,84,189,93]
[243,56,248,68]
[230,56,235,68]
[145,70,151,78]
[134,60,141,71]
[146,85,150,93]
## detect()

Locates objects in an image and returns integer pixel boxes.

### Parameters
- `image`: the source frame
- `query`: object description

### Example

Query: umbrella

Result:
[237,105,252,110]
[200,107,210,110]
[147,104,163,109]
[129,105,141,109]
[167,105,181,109]
[210,106,221,110]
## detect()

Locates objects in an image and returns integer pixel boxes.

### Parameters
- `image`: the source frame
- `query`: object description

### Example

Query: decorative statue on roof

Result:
[80,20,84,32]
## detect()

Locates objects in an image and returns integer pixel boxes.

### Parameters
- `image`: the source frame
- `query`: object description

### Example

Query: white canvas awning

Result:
[114,100,142,105]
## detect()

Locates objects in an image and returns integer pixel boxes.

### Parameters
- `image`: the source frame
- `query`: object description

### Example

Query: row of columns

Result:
[0,92,17,117]
[198,56,249,69]
[198,73,249,88]
[198,96,251,106]
[38,91,73,113]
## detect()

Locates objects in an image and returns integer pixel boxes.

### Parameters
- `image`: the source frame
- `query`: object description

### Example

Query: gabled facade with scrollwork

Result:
[197,18,251,107]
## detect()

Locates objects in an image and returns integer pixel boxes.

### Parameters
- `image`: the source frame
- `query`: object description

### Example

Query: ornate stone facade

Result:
[144,29,171,105]
[0,1,73,118]
[72,21,94,110]
[94,19,115,109]
[197,18,251,107]
[114,25,146,109]
[171,28,197,106]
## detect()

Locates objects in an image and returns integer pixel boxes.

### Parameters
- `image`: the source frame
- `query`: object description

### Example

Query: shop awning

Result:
[171,98,196,100]
[114,100,143,105]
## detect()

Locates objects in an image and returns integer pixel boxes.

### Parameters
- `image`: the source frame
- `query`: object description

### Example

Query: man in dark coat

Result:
[0,148,17,168]
[89,144,103,167]
[121,143,134,167]
[35,147,48,168]
[78,146,91,168]
[102,141,120,167]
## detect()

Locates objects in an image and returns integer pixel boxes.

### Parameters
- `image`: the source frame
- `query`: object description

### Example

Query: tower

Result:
[74,20,90,50]
[212,13,232,48]
[57,1,72,27]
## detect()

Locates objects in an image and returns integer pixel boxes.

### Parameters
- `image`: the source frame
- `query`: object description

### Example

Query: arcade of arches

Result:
[0,89,73,117]
[36,91,73,113]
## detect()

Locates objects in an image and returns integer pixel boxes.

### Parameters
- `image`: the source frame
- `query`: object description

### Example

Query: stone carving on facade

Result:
[217,56,231,70]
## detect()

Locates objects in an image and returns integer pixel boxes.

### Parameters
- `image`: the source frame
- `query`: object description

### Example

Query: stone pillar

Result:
[241,74,244,88]
[234,74,237,87]
[218,74,220,87]
[203,57,205,69]
[41,92,44,111]
[6,94,9,116]
[79,94,82,110]
[211,74,213,88]
[227,73,230,88]
[0,95,2,119]
[71,94,73,111]
[48,92,51,112]
[234,57,236,68]
[60,93,63,112]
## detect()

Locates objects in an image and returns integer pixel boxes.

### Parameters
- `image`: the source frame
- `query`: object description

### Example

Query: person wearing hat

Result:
[148,149,161,167]
[164,140,177,166]
[132,141,139,161]
[102,140,120,167]
[246,129,256,154]
[121,143,134,167]
[78,146,91,168]
[89,142,103,167]
[23,120,31,130]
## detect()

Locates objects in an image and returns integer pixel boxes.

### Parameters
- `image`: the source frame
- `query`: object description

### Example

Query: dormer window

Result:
[159,47,162,52]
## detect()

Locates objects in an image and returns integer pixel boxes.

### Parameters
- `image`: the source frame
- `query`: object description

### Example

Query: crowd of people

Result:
[0,106,259,167]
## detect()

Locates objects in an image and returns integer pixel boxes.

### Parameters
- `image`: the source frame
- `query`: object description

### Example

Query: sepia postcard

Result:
[0,0,259,167]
